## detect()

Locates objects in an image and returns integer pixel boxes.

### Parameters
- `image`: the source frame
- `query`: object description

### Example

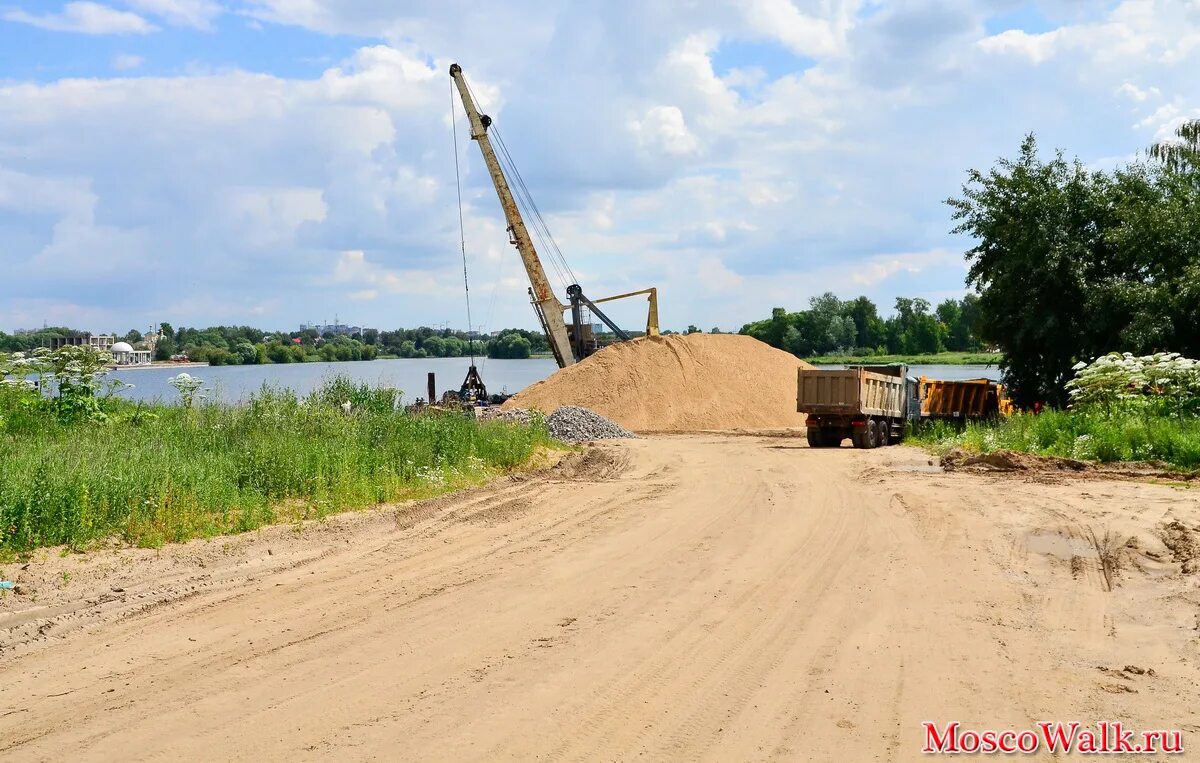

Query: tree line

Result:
[738,293,985,358]
[948,122,1200,407]
[0,324,551,365]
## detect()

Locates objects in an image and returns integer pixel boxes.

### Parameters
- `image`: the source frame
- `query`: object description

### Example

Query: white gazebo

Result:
[111,341,152,366]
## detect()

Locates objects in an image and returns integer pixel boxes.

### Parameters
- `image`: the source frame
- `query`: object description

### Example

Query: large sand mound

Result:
[504,333,813,432]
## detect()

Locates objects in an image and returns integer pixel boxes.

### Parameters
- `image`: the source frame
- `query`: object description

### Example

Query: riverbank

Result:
[805,351,1001,365]
[107,361,209,371]
[0,378,558,554]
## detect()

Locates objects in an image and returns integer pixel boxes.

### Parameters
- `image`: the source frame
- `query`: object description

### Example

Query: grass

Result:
[909,409,1200,471]
[0,378,559,555]
[805,351,1002,365]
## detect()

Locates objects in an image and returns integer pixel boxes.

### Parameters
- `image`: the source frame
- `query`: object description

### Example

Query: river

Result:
[109,358,1003,404]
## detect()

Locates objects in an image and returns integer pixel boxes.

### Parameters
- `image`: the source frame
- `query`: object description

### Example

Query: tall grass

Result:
[911,409,1200,470]
[0,378,555,554]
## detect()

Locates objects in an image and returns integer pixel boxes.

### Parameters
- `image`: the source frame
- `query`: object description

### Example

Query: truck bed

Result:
[797,368,906,418]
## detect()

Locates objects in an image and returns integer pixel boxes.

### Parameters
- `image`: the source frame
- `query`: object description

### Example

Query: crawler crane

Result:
[449,63,660,368]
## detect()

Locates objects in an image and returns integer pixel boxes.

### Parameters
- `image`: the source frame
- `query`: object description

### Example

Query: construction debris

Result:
[546,406,635,442]
[477,407,536,425]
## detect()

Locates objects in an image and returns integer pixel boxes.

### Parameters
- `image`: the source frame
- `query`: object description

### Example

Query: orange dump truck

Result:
[918,377,1013,420]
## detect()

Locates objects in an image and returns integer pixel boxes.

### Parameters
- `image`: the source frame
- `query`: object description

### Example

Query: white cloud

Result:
[978,28,1062,63]
[630,106,700,157]
[122,0,223,30]
[740,0,857,58]
[2,1,1200,333]
[331,250,448,297]
[112,53,145,70]
[850,249,961,287]
[1116,81,1159,102]
[3,2,157,35]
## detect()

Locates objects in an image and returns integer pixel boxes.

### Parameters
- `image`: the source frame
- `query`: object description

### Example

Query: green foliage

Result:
[911,410,1200,471]
[739,293,982,358]
[0,377,555,553]
[1149,118,1200,172]
[488,331,532,359]
[0,346,125,425]
[947,133,1200,406]
[805,351,999,365]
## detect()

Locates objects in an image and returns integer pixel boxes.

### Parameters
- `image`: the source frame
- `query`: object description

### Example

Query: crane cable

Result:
[460,77,578,291]
[450,82,477,366]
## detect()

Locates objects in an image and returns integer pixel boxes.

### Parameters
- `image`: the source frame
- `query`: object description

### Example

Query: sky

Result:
[1,0,1198,335]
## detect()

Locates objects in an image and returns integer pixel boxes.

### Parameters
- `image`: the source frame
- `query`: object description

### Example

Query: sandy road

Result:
[2,435,1199,761]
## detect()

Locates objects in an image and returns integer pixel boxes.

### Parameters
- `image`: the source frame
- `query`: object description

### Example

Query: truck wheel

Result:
[806,428,824,448]
[877,419,890,447]
[864,420,878,449]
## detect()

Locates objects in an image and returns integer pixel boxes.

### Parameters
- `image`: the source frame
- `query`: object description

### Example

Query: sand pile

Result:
[504,333,813,432]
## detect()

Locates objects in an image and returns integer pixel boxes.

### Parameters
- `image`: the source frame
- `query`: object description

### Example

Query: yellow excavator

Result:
[450,63,659,368]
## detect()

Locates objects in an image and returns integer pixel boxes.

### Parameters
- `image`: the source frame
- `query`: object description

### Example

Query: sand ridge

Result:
[504,333,814,431]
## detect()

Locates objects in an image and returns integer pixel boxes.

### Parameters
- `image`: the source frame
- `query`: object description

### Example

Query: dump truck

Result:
[797,365,920,449]
[918,377,1013,419]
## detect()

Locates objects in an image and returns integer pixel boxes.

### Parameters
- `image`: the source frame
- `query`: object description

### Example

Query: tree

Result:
[686,325,700,334]
[948,135,1103,405]
[1150,119,1200,172]
[234,341,258,365]
[844,296,885,349]
[945,133,1200,405]
[488,332,532,359]
[709,326,721,334]
[423,336,446,357]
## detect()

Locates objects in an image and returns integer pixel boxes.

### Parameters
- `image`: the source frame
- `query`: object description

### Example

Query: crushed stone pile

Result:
[547,406,636,442]
[477,407,534,425]
[504,333,814,432]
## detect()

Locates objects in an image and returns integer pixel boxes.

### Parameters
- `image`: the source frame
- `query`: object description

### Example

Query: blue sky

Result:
[1,0,1198,335]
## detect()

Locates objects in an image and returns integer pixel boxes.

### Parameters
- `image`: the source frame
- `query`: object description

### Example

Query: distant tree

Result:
[234,341,258,365]
[844,296,886,349]
[423,336,446,357]
[686,325,700,334]
[709,326,721,334]
[488,332,532,359]
[1149,119,1200,171]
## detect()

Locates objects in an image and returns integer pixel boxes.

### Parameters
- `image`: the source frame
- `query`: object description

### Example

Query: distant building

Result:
[299,322,366,337]
[110,341,152,366]
[49,334,115,352]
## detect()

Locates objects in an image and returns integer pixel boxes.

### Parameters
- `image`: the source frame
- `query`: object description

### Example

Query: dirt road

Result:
[2,435,1199,761]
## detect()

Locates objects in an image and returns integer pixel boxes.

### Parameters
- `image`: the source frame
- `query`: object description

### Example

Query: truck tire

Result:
[864,420,878,449]
[806,427,823,448]
[877,419,890,447]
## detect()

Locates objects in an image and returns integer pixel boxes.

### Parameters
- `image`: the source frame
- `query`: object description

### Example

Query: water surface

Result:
[111,358,1003,404]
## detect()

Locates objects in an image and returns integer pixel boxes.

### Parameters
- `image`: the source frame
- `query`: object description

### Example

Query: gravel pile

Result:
[546,406,636,442]
[478,406,535,424]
